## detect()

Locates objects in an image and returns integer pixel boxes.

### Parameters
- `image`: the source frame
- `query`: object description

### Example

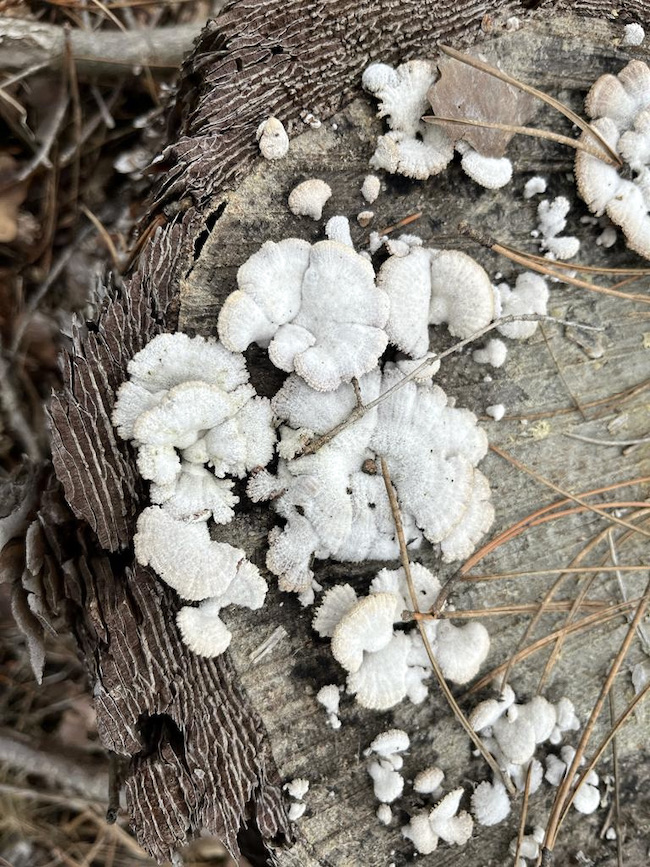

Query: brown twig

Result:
[379,456,515,795]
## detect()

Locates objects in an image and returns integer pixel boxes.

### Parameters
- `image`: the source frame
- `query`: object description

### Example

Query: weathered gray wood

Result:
[24,2,650,865]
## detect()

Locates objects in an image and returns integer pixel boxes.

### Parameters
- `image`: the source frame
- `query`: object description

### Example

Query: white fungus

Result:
[402,788,473,853]
[523,176,547,198]
[361,174,381,203]
[458,144,513,190]
[357,210,374,227]
[255,369,493,592]
[316,684,342,729]
[362,59,454,180]
[537,197,580,260]
[486,404,505,421]
[256,116,289,159]
[288,178,332,219]
[288,802,307,821]
[218,237,389,391]
[376,803,393,825]
[413,766,444,794]
[368,761,404,803]
[473,338,508,368]
[622,22,645,46]
[367,729,410,758]
[470,779,511,826]
[496,273,549,339]
[575,60,650,259]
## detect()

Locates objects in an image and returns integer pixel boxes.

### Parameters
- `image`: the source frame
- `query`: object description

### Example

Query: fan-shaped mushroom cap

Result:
[347,632,428,709]
[134,507,245,601]
[370,563,441,615]
[576,61,650,259]
[473,338,508,368]
[440,470,494,563]
[469,684,516,731]
[363,59,454,180]
[285,778,310,800]
[471,779,511,826]
[177,599,232,657]
[413,766,444,794]
[288,178,332,220]
[256,116,289,159]
[402,812,439,854]
[378,247,432,357]
[219,238,389,391]
[459,147,513,190]
[516,696,557,744]
[430,620,490,684]
[429,250,495,338]
[331,592,401,673]
[496,272,549,340]
[316,684,341,718]
[492,711,537,766]
[368,728,410,757]
[429,788,474,845]
[361,174,381,203]
[312,584,358,637]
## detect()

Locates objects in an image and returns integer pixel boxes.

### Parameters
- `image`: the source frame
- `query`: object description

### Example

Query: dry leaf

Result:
[428,53,537,157]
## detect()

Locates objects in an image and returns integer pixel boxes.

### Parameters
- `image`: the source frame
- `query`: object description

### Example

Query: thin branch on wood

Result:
[0,16,206,80]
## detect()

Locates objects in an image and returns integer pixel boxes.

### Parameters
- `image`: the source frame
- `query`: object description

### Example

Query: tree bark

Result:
[7,2,650,865]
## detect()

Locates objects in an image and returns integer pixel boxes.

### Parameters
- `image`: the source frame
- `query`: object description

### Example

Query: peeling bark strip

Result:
[44,0,650,863]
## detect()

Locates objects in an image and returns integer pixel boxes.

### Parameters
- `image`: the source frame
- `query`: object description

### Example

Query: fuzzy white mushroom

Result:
[423,619,491,684]
[402,788,473,853]
[376,804,393,825]
[550,696,580,743]
[469,684,516,731]
[486,404,505,421]
[378,247,495,356]
[361,174,381,203]
[370,563,442,615]
[288,802,307,821]
[256,367,493,592]
[458,144,513,189]
[545,746,600,814]
[316,684,342,730]
[256,116,289,159]
[473,338,508,368]
[288,179,332,220]
[312,585,358,637]
[367,728,410,758]
[496,273,549,340]
[523,176,547,198]
[368,761,404,803]
[537,197,580,260]
[331,592,401,673]
[413,766,444,794]
[576,60,650,259]
[623,22,645,46]
[135,507,249,601]
[362,60,454,180]
[284,778,310,800]
[470,779,511,826]
[218,237,389,391]
[113,333,275,523]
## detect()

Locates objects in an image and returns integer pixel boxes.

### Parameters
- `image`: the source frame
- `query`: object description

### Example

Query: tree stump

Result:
[8,2,650,866]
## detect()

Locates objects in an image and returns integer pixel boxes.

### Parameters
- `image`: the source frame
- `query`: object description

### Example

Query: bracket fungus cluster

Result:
[249,367,493,594]
[217,237,389,391]
[312,564,490,710]
[576,59,650,259]
[362,54,534,189]
[113,333,275,656]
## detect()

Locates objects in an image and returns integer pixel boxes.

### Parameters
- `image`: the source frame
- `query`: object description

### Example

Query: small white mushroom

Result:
[429,250,496,338]
[331,592,401,673]
[469,684,516,731]
[376,803,393,825]
[134,507,246,601]
[429,620,490,684]
[288,802,307,821]
[357,210,374,227]
[325,214,354,247]
[361,174,381,203]
[496,273,549,340]
[284,778,310,800]
[413,766,444,794]
[523,176,547,199]
[492,708,537,766]
[471,779,511,826]
[486,404,505,421]
[256,116,289,159]
[316,683,342,730]
[367,728,410,758]
[623,22,645,46]
[473,338,508,368]
[368,761,404,803]
[288,178,332,220]
[312,584,358,637]
[459,145,513,189]
[402,788,473,854]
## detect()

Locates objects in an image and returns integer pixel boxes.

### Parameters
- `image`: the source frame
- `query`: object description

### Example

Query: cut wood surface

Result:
[21,2,650,865]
